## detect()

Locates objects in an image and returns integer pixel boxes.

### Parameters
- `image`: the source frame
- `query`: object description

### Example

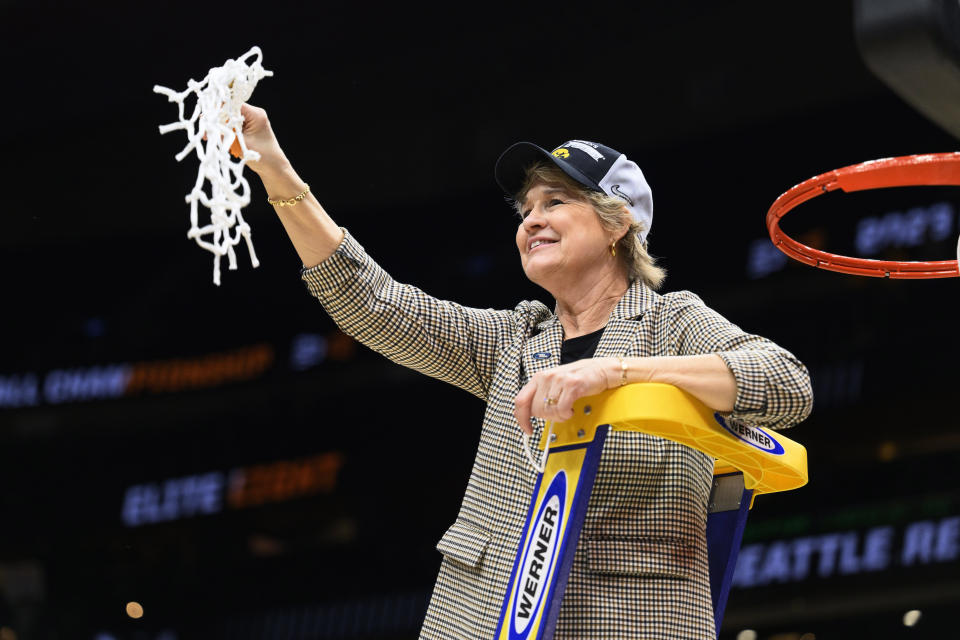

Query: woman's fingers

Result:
[236,102,292,176]
[515,376,567,434]
[240,103,269,135]
[552,385,577,421]
[514,360,615,433]
[515,374,571,432]
[514,379,537,435]
[537,383,566,421]
[536,381,577,423]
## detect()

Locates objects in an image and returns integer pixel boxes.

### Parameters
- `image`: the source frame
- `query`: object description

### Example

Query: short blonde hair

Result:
[513,163,666,290]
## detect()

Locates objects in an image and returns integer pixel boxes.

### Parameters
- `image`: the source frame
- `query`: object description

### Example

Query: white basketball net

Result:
[153,46,273,285]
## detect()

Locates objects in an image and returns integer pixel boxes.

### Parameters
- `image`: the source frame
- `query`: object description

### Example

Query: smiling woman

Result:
[514,162,666,290]
[237,107,813,640]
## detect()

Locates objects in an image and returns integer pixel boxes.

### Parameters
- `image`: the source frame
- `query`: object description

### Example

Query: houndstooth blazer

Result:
[301,230,812,640]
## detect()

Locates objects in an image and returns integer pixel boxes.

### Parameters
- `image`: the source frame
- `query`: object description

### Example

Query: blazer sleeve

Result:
[300,229,516,401]
[665,290,813,430]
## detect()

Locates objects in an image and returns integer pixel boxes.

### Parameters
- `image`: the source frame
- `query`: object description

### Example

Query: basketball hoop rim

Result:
[766,153,960,278]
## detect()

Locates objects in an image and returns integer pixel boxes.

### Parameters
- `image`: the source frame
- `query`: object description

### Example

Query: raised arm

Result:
[240,103,343,267]
[240,104,522,400]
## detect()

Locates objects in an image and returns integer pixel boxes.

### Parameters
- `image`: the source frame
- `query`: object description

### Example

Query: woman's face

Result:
[515,182,616,290]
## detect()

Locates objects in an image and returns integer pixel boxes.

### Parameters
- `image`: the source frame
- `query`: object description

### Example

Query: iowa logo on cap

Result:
[551,148,570,159]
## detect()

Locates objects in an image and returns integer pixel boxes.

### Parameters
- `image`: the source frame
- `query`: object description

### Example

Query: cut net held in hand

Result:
[154,46,273,285]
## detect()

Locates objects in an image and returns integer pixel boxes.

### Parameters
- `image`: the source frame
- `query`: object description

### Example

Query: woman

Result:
[240,104,812,639]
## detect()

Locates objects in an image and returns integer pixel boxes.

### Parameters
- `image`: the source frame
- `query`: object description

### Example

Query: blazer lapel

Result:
[521,317,563,383]
[519,317,563,442]
[595,279,658,358]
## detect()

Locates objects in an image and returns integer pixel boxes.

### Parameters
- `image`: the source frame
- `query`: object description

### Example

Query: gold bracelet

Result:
[617,356,628,386]
[267,183,310,207]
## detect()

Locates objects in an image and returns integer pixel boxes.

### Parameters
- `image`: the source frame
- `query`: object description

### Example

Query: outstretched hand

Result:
[513,358,620,435]
[238,103,291,177]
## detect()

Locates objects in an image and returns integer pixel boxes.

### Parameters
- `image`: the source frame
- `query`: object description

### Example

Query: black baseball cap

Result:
[494,139,654,243]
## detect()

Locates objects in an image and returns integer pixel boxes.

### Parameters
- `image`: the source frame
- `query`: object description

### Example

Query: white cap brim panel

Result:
[597,154,653,244]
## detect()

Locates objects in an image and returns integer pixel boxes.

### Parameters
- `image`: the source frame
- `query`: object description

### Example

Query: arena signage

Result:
[0,330,355,410]
[0,344,273,409]
[121,452,344,527]
[746,200,956,279]
[732,514,960,588]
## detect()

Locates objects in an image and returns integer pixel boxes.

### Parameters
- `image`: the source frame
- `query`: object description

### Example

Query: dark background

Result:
[1,1,959,639]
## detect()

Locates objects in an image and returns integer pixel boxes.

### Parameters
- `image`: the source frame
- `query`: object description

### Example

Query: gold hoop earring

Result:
[610,242,617,257]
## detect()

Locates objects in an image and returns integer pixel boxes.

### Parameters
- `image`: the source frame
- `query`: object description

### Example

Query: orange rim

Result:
[766,153,960,278]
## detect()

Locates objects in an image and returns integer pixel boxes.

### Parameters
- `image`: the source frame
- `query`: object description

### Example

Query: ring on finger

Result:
[544,397,559,406]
